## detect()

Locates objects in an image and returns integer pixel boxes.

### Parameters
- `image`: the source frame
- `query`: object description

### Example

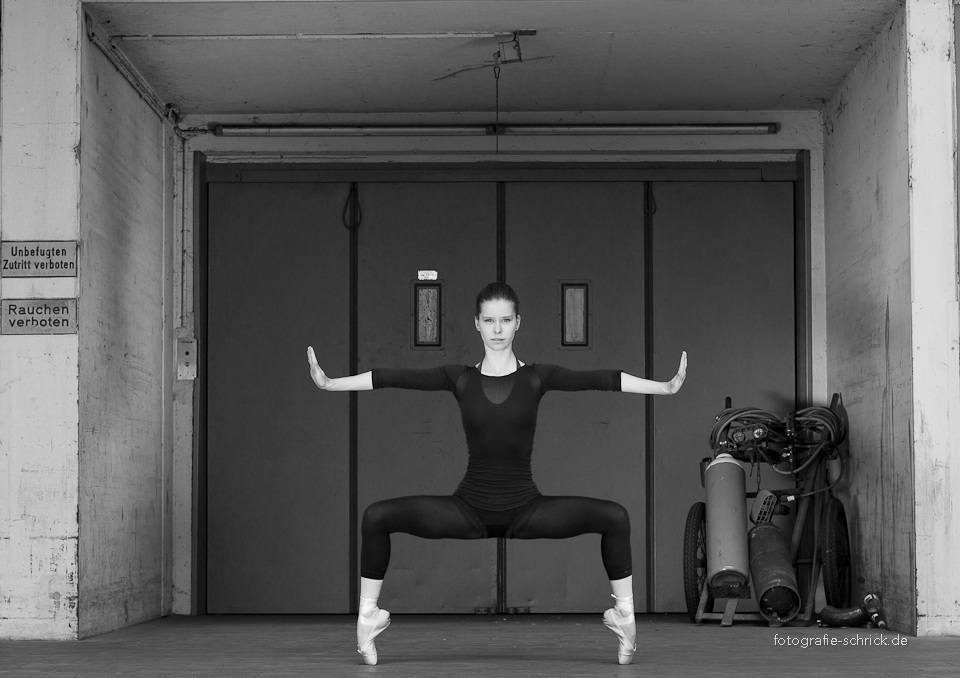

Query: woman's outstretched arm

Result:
[307,346,373,391]
[620,351,687,395]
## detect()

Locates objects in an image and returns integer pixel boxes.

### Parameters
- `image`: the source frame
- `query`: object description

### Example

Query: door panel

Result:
[204,175,798,616]
[357,182,498,613]
[506,182,647,612]
[651,181,796,611]
[207,183,351,612]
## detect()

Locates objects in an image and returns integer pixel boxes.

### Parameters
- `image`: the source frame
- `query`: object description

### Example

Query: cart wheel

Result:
[683,502,713,622]
[820,496,852,608]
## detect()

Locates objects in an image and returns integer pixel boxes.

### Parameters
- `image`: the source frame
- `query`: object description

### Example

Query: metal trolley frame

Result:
[682,394,852,627]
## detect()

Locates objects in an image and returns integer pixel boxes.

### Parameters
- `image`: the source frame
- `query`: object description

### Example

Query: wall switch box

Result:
[177,337,198,380]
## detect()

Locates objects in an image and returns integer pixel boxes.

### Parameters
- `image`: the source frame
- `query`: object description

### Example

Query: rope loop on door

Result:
[644,182,658,216]
[493,52,501,154]
[342,182,363,230]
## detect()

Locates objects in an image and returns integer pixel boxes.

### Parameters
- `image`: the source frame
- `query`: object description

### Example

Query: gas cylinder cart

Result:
[682,393,850,627]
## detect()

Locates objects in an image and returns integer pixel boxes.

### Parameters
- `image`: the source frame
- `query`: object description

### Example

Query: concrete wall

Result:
[76,34,175,637]
[0,0,82,640]
[823,6,915,634]
[823,0,960,635]
[904,0,960,636]
[0,0,176,640]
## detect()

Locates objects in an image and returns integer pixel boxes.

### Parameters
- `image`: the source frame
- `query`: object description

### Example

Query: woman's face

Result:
[475,298,520,352]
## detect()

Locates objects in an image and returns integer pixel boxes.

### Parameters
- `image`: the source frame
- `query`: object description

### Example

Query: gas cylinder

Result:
[749,523,801,623]
[704,454,750,587]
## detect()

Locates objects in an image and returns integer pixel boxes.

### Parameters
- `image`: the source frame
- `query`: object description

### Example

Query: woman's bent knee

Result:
[604,501,631,533]
[361,500,391,533]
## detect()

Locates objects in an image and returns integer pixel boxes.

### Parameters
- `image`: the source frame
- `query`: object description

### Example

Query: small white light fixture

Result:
[495,29,536,65]
[498,37,523,64]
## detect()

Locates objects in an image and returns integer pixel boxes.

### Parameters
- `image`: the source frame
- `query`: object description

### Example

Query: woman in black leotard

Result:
[306,282,686,666]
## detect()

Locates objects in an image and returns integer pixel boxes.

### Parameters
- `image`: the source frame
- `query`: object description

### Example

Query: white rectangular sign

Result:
[1,299,78,335]
[1,241,78,277]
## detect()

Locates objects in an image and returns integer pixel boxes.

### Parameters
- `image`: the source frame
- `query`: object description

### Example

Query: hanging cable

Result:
[342,183,363,230]
[493,53,501,154]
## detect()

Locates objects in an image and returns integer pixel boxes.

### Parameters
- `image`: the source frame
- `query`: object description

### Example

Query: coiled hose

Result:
[708,405,847,494]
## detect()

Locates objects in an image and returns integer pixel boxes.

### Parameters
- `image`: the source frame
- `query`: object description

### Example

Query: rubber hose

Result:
[818,605,868,627]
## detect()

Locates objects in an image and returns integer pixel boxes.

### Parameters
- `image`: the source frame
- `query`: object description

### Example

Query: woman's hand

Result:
[307,346,330,390]
[305,350,374,392]
[665,351,687,394]
[619,351,687,395]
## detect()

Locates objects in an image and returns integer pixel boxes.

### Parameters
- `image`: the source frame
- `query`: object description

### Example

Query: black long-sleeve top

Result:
[372,364,621,515]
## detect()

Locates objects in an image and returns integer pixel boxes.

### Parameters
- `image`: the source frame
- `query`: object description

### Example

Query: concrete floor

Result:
[2,614,959,678]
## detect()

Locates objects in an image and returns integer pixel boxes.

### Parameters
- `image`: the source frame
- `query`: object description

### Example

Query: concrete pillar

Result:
[0,0,82,640]
[905,0,960,636]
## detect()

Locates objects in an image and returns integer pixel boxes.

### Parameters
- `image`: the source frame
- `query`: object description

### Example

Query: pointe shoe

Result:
[602,607,636,665]
[357,608,391,665]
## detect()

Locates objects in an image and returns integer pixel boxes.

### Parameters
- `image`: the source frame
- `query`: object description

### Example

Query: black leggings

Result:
[360,495,632,581]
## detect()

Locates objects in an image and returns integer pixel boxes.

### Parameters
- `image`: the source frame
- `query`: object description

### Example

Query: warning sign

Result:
[1,241,78,277]
[1,299,77,335]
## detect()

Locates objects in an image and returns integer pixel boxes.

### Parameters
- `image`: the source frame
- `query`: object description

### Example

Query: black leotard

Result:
[372,364,621,519]
[362,364,630,580]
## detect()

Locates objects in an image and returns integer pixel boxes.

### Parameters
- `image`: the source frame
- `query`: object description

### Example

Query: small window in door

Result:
[413,281,442,348]
[560,281,590,348]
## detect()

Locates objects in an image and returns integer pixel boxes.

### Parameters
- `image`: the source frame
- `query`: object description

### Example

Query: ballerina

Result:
[307,281,686,665]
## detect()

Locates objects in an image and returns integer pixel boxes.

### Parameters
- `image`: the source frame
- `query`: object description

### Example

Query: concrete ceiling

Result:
[86,1,903,117]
